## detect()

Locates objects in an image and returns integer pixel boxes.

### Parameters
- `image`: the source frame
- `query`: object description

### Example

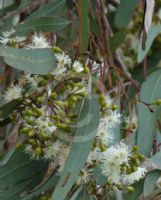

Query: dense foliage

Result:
[0,0,161,200]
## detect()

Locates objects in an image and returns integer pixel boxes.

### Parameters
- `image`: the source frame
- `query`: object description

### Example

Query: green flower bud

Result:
[67,113,78,118]
[24,109,33,116]
[126,186,135,192]
[55,100,64,107]
[37,96,46,104]
[32,107,42,116]
[152,99,161,105]
[21,127,31,134]
[51,92,57,99]
[117,184,123,190]
[29,139,36,145]
[28,130,35,137]
[25,117,35,126]
[131,146,138,152]
[35,147,43,156]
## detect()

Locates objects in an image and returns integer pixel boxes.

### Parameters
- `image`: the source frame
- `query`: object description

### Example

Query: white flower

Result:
[26,32,50,49]
[122,167,147,185]
[3,85,23,103]
[96,111,121,146]
[43,141,62,161]
[0,37,10,45]
[86,147,101,164]
[0,29,26,45]
[51,66,66,77]
[25,74,38,88]
[24,144,40,160]
[77,168,91,185]
[36,117,56,135]
[2,29,15,38]
[55,53,71,68]
[106,110,121,129]
[100,143,131,184]
[73,61,84,73]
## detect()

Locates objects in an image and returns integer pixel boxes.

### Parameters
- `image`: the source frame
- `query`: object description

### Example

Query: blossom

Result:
[0,29,26,45]
[86,147,101,164]
[122,167,147,185]
[24,144,40,160]
[25,74,38,88]
[100,143,131,184]
[55,53,71,68]
[3,85,23,103]
[26,32,50,49]
[36,117,56,135]
[96,111,121,145]
[77,168,92,185]
[43,141,62,161]
[73,61,84,73]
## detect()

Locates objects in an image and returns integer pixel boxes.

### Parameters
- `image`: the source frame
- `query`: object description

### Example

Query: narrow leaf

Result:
[0,46,56,74]
[137,69,161,156]
[15,17,70,36]
[52,96,100,200]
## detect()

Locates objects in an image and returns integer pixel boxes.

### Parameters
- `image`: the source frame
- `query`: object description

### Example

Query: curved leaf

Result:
[144,170,161,198]
[0,46,56,74]
[137,69,161,156]
[114,0,137,28]
[52,96,100,200]
[138,25,161,63]
[15,17,70,36]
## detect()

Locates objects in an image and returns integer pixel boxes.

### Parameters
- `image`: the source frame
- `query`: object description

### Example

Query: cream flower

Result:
[3,85,23,103]
[27,32,50,49]
[100,143,131,184]
[77,168,91,185]
[122,167,147,185]
[43,141,62,161]
[73,61,84,73]
[55,53,71,68]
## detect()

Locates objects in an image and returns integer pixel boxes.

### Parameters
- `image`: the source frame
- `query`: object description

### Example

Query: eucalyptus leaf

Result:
[144,170,161,198]
[138,25,161,63]
[25,0,66,21]
[137,69,161,156]
[15,17,70,36]
[0,46,56,74]
[114,0,137,28]
[52,96,100,200]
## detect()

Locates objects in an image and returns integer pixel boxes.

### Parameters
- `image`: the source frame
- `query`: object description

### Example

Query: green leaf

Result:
[25,0,66,21]
[150,151,161,170]
[52,96,100,200]
[137,25,161,63]
[110,30,126,51]
[0,46,56,74]
[21,174,60,200]
[137,69,161,156]
[76,187,93,200]
[144,170,161,198]
[114,0,137,28]
[15,17,70,36]
[123,180,144,200]
[92,165,106,185]
[0,149,47,188]
[78,0,89,53]
[0,99,22,119]
[0,148,48,199]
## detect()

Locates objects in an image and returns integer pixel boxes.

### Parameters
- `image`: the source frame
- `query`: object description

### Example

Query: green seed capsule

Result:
[51,92,57,99]
[24,109,33,116]
[37,96,45,104]
[29,139,36,145]
[126,186,135,192]
[35,147,42,156]
[21,127,31,134]
[28,130,35,137]
[131,146,138,152]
